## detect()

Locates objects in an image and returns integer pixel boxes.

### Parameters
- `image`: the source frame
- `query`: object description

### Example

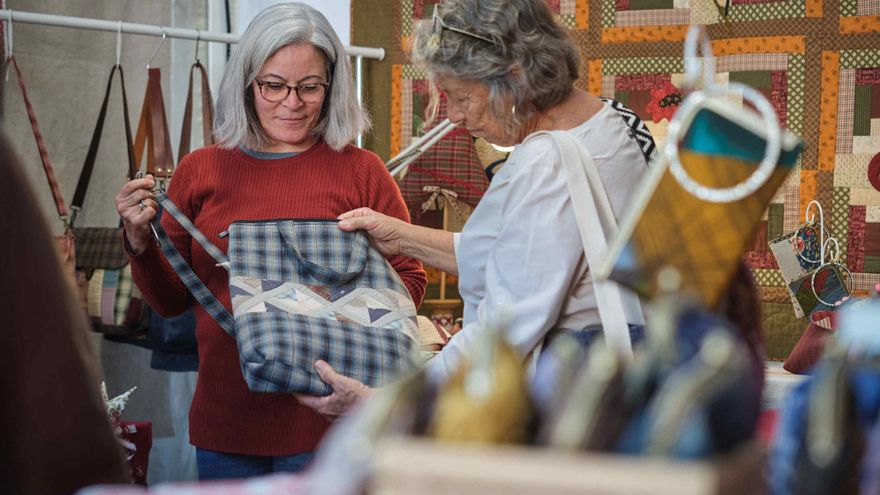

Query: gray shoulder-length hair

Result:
[214,2,370,151]
[411,0,579,129]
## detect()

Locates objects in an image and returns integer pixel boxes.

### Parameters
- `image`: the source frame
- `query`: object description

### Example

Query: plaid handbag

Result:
[151,192,420,395]
[399,94,490,224]
[74,227,149,335]
[399,126,489,224]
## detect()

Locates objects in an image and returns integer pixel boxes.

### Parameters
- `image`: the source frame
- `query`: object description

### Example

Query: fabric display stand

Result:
[371,437,764,495]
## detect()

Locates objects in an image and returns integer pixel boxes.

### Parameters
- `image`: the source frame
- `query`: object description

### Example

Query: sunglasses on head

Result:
[431,4,497,45]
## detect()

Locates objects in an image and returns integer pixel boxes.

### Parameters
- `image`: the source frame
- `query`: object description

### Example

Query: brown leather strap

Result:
[133,86,155,174]
[71,64,136,223]
[178,60,215,162]
[1,55,69,221]
[134,67,174,178]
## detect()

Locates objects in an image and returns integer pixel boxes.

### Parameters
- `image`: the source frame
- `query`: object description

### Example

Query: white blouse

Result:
[425,102,649,382]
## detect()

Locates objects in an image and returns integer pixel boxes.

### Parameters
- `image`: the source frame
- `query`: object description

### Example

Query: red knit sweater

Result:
[128,142,426,456]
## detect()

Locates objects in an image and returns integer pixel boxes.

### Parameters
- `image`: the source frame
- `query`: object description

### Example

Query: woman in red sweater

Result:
[114,3,426,480]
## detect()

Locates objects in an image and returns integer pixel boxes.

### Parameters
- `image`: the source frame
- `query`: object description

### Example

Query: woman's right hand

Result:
[116,175,159,255]
[337,207,406,258]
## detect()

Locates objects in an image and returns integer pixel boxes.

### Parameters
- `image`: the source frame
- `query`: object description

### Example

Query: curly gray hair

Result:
[214,2,370,151]
[411,0,579,128]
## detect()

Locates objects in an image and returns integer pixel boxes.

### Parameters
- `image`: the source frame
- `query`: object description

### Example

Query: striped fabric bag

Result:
[151,192,420,395]
[75,227,149,335]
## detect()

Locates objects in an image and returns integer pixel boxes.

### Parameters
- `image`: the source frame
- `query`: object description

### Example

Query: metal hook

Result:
[805,200,827,265]
[5,9,13,60]
[823,237,841,263]
[682,25,717,93]
[194,29,200,63]
[146,29,166,69]
[115,20,123,66]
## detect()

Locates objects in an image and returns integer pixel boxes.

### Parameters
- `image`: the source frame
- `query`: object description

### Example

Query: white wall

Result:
[235,0,351,46]
[3,0,172,230]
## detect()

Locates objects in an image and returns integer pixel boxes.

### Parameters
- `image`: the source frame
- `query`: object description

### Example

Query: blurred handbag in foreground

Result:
[599,27,803,309]
[536,268,761,459]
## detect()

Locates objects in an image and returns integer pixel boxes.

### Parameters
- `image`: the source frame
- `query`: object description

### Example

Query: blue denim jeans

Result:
[196,448,315,481]
[544,324,646,352]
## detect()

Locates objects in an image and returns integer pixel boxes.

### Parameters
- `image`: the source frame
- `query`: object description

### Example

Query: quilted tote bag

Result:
[768,200,852,318]
[151,192,420,395]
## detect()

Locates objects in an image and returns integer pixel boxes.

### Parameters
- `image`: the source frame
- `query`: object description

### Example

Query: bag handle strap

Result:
[532,130,635,359]
[70,64,136,226]
[277,224,369,286]
[134,67,174,180]
[178,60,215,162]
[151,190,235,336]
[1,55,70,225]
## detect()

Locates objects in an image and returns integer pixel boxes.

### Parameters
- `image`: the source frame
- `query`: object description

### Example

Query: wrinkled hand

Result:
[337,207,405,258]
[115,175,158,255]
[295,360,371,421]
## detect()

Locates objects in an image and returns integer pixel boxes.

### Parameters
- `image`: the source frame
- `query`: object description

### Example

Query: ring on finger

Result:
[138,199,148,212]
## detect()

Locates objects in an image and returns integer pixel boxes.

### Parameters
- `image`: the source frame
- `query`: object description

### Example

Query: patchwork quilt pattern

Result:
[230,276,418,334]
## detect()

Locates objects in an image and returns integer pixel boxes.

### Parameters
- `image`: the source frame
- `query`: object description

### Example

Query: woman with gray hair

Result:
[297,0,651,418]
[115,2,426,479]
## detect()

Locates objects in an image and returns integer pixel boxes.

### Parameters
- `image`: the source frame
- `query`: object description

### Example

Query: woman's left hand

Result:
[295,360,371,421]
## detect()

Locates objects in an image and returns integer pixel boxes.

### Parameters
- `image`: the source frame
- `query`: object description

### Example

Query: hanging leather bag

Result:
[140,61,214,371]
[1,55,77,288]
[70,64,149,336]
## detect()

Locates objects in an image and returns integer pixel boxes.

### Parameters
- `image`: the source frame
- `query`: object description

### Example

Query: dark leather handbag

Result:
[70,64,149,337]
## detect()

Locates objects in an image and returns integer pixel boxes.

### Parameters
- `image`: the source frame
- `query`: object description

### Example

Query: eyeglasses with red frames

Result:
[254,79,330,103]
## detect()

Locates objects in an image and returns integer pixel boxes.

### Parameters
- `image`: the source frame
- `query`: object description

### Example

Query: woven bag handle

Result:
[1,55,69,224]
[151,190,235,336]
[277,224,370,286]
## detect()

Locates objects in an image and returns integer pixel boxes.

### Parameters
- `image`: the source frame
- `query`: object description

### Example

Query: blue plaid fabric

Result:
[153,192,419,396]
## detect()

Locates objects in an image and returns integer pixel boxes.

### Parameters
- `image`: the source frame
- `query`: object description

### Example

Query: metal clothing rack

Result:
[0,8,386,146]
[0,9,385,59]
